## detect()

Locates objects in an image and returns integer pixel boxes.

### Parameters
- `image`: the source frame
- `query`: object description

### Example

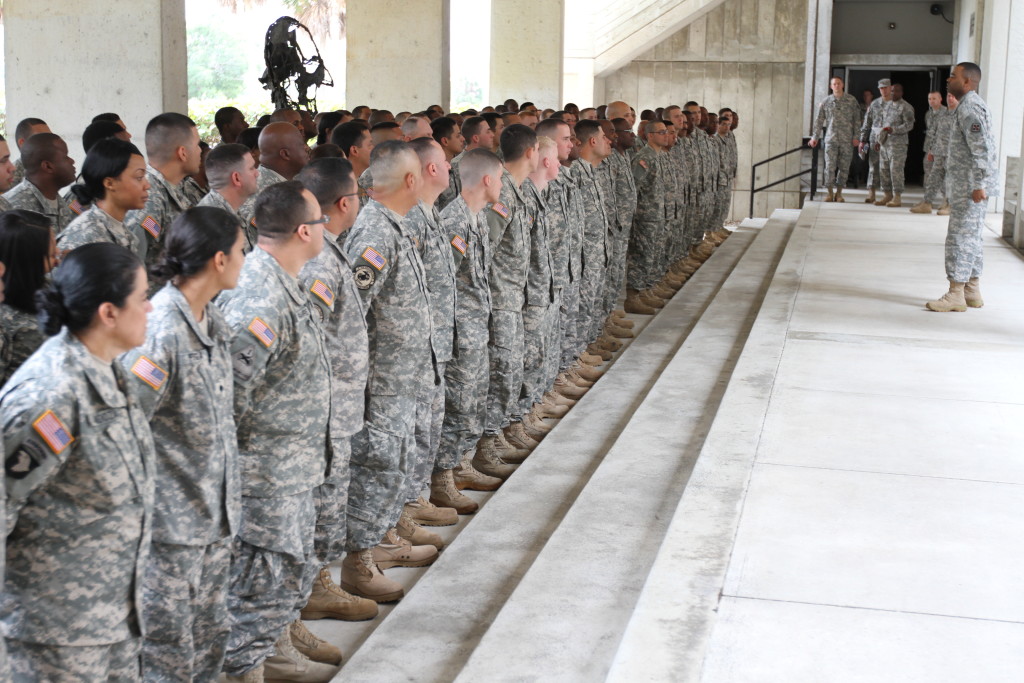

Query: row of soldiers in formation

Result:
[0,97,738,681]
[810,74,956,214]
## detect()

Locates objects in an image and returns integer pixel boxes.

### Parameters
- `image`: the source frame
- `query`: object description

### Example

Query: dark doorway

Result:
[837,66,951,186]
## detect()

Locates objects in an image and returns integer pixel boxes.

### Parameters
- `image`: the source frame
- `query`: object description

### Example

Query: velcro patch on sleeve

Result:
[491,202,510,219]
[33,410,74,455]
[451,235,467,254]
[361,247,387,271]
[310,279,335,307]
[247,317,277,348]
[970,123,981,133]
[69,198,85,215]
[141,215,161,238]
[131,355,168,391]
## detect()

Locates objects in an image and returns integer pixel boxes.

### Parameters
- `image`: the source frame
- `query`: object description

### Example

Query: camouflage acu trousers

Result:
[484,309,525,433]
[348,394,417,550]
[925,156,947,205]
[314,437,352,566]
[440,345,489,464]
[410,366,447,491]
[559,280,582,370]
[580,246,608,344]
[880,139,908,194]
[714,187,732,230]
[945,198,986,282]
[823,140,854,189]
[627,219,666,290]
[9,638,140,682]
[142,539,232,682]
[520,301,557,413]
[866,144,881,189]
[603,225,630,318]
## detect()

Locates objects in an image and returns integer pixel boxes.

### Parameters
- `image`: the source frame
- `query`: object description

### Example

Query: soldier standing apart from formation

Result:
[1,244,155,681]
[912,91,951,214]
[122,208,245,682]
[926,62,997,313]
[875,83,915,207]
[859,79,891,204]
[810,76,861,203]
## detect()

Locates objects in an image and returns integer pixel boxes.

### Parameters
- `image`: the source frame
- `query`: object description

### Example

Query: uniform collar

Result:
[162,283,222,348]
[250,246,306,306]
[66,331,127,409]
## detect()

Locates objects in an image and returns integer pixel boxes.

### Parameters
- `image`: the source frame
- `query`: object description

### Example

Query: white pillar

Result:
[4,0,187,164]
[347,0,450,113]
[489,0,564,108]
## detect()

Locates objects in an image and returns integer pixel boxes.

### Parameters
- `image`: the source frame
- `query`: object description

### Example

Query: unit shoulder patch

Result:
[354,265,376,290]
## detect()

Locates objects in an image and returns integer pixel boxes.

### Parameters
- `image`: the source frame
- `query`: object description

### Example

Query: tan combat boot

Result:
[263,626,338,682]
[372,528,439,569]
[834,188,845,203]
[936,202,951,216]
[579,350,605,366]
[341,550,404,603]
[454,456,503,491]
[639,290,665,309]
[224,664,264,682]
[598,334,623,352]
[572,361,603,382]
[650,282,675,299]
[925,281,967,312]
[910,201,932,214]
[586,343,613,361]
[964,277,983,308]
[874,191,893,206]
[554,374,588,399]
[865,188,876,203]
[611,310,634,328]
[505,421,540,450]
[404,496,457,527]
[289,619,343,666]
[565,366,595,387]
[430,468,479,514]
[606,319,634,339]
[523,409,553,437]
[545,389,576,407]
[537,392,571,418]
[886,193,902,207]
[300,567,379,621]
[472,435,518,480]
[624,289,657,315]
[824,187,835,202]
[396,510,445,550]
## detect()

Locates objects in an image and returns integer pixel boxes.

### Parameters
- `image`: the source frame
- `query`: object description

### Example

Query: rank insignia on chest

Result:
[491,202,509,219]
[248,317,277,347]
[362,247,387,271]
[131,355,168,391]
[451,235,468,254]
[69,198,85,215]
[141,215,161,238]
[33,410,74,455]
[310,279,335,307]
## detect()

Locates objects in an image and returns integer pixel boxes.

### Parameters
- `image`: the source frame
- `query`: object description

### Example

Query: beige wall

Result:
[490,0,564,108]
[603,0,809,219]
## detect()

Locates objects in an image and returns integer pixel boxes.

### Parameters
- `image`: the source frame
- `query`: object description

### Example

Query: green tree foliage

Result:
[188,24,248,100]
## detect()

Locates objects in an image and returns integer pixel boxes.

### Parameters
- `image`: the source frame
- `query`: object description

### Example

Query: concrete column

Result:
[489,0,564,109]
[4,0,187,164]
[347,0,450,113]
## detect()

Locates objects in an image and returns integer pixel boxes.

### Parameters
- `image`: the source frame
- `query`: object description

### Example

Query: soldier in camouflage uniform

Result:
[9,118,52,187]
[913,92,952,214]
[58,139,151,258]
[198,143,260,252]
[601,119,638,329]
[476,125,539,472]
[0,210,53,386]
[296,158,379,636]
[237,122,310,232]
[811,76,861,202]
[121,208,244,682]
[123,114,202,267]
[342,141,438,602]
[927,63,998,313]
[216,182,336,681]
[1,244,155,681]
[3,133,77,234]
[627,120,674,314]
[876,83,916,207]
[430,117,465,213]
[0,133,16,212]
[859,79,892,204]
[711,112,739,238]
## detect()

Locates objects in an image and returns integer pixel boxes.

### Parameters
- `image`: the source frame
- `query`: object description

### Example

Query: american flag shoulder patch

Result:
[310,279,334,307]
[33,410,74,455]
[141,215,161,238]
[69,198,85,215]
[491,202,509,219]
[250,217,257,228]
[451,235,468,254]
[247,317,277,348]
[361,247,387,271]
[131,355,168,391]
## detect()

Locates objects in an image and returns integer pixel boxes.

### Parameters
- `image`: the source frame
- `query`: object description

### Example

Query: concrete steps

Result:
[330,210,802,682]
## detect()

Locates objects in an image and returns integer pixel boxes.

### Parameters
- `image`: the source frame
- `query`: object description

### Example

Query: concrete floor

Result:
[696,191,1024,681]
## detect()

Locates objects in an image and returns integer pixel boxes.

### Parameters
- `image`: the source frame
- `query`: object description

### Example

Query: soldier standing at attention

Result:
[926,62,997,313]
[912,91,950,214]
[859,79,891,204]
[810,76,861,202]
[122,207,245,682]
[217,181,336,682]
[3,133,77,233]
[876,83,915,207]
[198,144,261,252]
[1,243,155,681]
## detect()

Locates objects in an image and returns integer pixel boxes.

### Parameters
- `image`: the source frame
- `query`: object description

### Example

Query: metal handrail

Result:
[748,139,818,217]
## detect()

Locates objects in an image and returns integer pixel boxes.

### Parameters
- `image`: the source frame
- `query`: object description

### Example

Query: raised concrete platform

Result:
[610,198,1024,682]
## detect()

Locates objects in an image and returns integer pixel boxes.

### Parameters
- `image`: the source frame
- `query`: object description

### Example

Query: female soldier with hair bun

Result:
[120,206,246,681]
[0,210,59,385]
[56,137,150,256]
[0,242,155,681]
